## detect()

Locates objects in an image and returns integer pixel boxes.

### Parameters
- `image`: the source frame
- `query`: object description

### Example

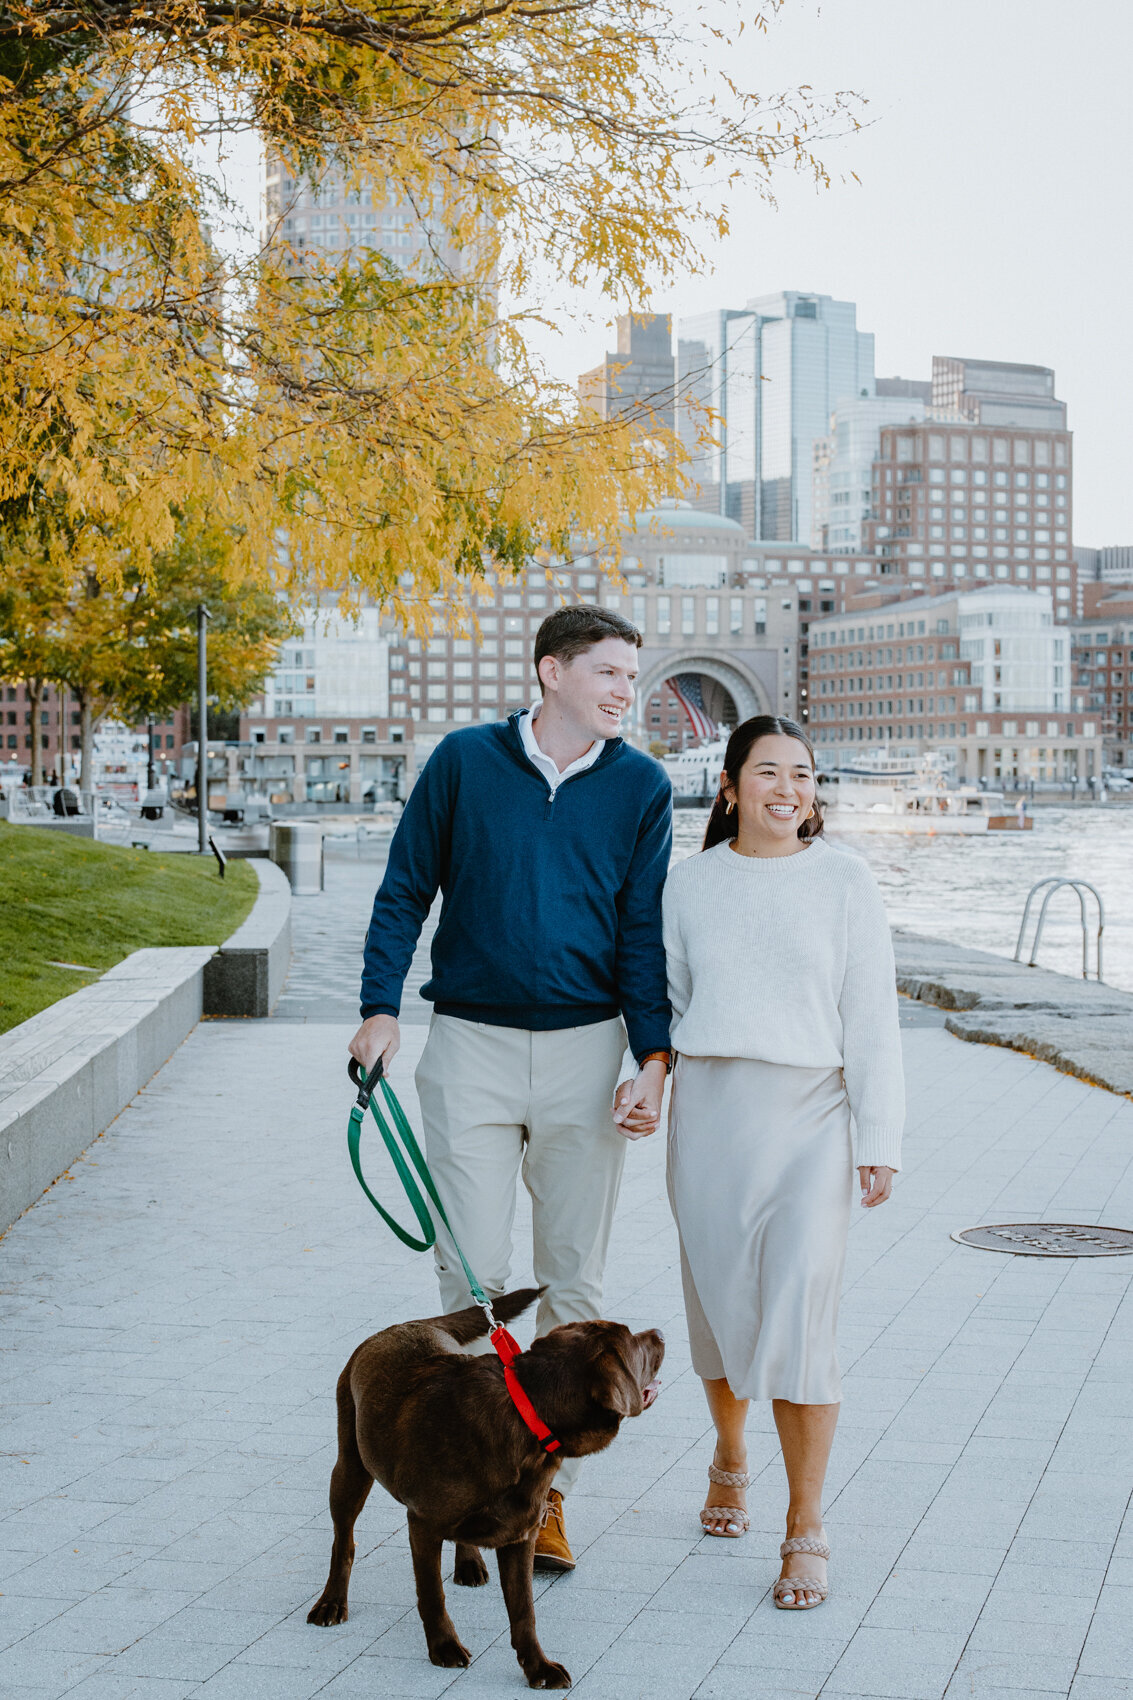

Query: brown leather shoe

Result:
[533,1488,575,1572]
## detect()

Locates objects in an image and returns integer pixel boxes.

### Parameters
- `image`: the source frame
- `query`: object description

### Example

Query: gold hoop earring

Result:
[725,799,735,815]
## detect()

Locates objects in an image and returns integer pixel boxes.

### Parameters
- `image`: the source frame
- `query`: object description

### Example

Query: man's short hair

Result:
[533,604,642,691]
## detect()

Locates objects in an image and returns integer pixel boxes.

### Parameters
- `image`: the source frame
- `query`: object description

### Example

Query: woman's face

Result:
[723,733,816,842]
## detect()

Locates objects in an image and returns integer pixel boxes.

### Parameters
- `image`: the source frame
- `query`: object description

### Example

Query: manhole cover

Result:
[952,1223,1133,1257]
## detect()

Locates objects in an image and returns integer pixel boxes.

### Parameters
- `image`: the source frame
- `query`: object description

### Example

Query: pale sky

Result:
[524,0,1133,547]
[211,0,1132,545]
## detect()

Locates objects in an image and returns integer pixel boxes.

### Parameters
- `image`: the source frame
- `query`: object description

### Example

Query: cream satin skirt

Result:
[667,1055,854,1405]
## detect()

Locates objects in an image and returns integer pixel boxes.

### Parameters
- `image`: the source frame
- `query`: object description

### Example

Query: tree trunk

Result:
[28,677,45,787]
[78,694,95,795]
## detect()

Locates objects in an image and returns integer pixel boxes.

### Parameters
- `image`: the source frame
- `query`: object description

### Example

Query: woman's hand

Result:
[612,1061,667,1140]
[858,1165,895,1208]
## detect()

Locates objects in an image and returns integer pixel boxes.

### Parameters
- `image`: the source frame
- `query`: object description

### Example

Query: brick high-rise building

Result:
[862,417,1075,611]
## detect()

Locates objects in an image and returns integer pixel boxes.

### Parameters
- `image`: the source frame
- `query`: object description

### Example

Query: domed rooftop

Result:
[633,500,747,537]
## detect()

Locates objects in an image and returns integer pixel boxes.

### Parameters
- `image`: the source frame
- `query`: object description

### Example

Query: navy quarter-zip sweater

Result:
[360,713,673,1062]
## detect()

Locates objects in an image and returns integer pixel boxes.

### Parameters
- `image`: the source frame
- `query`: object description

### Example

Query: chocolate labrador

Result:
[307,1288,664,1688]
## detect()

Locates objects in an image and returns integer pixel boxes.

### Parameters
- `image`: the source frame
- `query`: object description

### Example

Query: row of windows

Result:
[882,435,1069,470]
[4,733,179,752]
[259,726,401,745]
[880,466,1069,489]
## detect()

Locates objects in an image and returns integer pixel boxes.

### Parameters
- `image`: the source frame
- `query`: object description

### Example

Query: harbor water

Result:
[671,805,1133,995]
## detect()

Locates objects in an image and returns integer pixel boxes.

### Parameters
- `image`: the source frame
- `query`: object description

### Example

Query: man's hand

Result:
[612,1060,667,1141]
[858,1165,895,1208]
[349,1014,401,1076]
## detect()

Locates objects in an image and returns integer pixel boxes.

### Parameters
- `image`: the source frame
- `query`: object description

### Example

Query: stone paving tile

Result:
[3,855,1133,1698]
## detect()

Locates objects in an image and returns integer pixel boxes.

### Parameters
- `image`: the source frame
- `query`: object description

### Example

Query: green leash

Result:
[346,1058,493,1314]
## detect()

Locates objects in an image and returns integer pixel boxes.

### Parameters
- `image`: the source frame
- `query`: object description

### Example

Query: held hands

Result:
[348,1014,401,1075]
[612,1060,668,1141]
[859,1165,895,1208]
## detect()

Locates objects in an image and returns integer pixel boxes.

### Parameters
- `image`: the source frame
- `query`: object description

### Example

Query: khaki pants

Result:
[414,1013,628,1491]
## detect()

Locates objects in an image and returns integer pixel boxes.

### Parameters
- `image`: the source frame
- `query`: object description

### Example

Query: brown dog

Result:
[307,1288,664,1688]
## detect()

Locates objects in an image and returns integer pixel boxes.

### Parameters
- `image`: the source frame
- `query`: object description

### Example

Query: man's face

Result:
[538,637,639,741]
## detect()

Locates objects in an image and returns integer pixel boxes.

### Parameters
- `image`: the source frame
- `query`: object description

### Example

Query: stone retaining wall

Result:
[0,859,291,1232]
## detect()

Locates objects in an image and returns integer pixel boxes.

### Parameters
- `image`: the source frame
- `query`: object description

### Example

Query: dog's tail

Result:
[426,1287,542,1345]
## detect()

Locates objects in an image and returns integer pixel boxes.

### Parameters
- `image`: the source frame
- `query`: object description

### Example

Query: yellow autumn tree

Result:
[0,3,855,618]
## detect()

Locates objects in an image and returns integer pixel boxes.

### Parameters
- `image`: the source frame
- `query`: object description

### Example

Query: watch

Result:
[639,1050,672,1074]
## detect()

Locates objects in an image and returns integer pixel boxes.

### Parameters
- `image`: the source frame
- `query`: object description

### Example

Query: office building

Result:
[1076,545,1133,585]
[675,307,762,533]
[932,357,1067,429]
[813,393,928,554]
[264,153,469,279]
[876,377,932,404]
[862,417,1075,608]
[677,292,875,544]
[578,314,675,432]
[808,586,1102,783]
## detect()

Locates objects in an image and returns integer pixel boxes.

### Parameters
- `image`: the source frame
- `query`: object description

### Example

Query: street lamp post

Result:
[146,716,155,793]
[197,604,211,856]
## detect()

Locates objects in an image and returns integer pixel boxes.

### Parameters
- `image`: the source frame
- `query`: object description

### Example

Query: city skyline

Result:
[516,0,1132,548]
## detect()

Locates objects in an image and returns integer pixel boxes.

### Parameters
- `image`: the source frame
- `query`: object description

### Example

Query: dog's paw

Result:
[453,1553,490,1588]
[307,1596,348,1627]
[428,1635,472,1668]
[525,1658,571,1688]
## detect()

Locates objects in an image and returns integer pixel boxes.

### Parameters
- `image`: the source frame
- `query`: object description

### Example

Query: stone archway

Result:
[631,652,769,741]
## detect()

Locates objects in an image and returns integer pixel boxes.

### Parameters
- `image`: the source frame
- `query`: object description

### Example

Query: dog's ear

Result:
[590,1343,644,1419]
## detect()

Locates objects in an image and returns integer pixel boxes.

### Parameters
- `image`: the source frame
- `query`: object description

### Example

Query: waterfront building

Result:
[677,291,875,544]
[1070,584,1133,769]
[862,417,1075,611]
[808,585,1102,785]
[578,313,676,432]
[235,509,910,794]
[932,356,1067,430]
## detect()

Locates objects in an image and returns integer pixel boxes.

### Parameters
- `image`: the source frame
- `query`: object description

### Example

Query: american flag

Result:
[667,675,718,742]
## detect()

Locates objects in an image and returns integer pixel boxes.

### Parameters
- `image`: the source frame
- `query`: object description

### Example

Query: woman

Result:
[630,715,904,1609]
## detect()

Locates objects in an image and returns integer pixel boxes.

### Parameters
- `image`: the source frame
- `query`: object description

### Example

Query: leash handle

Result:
[345,1063,496,1316]
[348,1055,385,1111]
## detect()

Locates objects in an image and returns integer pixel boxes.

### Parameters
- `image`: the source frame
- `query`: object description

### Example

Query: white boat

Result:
[661,738,728,799]
[819,751,1032,835]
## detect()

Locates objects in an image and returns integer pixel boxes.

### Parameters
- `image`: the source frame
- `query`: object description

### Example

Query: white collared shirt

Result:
[518,702,603,796]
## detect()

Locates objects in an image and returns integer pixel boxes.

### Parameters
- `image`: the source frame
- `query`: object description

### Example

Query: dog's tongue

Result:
[642,1377,662,1409]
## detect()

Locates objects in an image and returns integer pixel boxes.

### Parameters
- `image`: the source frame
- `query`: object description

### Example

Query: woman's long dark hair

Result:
[702,715,824,850]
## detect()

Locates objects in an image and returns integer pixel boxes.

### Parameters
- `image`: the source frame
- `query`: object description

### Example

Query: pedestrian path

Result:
[2,935,1133,1697]
[272,841,437,1025]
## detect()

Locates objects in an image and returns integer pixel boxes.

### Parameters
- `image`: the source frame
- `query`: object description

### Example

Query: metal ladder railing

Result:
[1014,877,1105,982]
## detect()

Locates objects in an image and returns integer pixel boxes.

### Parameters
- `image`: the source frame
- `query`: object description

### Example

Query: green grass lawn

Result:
[0,821,258,1034]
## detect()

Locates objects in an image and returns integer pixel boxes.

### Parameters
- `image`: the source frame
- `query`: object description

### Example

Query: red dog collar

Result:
[490,1326,561,1454]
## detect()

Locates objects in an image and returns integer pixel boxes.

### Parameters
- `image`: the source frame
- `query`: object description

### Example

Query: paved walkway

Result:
[2,858,1133,1700]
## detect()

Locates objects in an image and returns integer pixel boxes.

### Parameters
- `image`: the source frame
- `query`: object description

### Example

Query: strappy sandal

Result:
[773,1534,830,1609]
[699,1463,751,1538]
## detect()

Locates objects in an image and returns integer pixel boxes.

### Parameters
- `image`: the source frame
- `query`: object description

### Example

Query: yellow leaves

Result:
[0,3,853,615]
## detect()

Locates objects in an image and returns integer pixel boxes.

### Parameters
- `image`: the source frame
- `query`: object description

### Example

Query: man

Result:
[349,604,671,1570]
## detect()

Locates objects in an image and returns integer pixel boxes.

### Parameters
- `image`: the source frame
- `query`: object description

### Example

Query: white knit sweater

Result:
[663,837,905,1170]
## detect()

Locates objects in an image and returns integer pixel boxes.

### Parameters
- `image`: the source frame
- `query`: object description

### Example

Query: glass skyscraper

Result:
[677,291,875,544]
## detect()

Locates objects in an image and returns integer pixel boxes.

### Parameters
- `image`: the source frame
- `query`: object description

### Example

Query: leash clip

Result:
[347,1056,385,1112]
